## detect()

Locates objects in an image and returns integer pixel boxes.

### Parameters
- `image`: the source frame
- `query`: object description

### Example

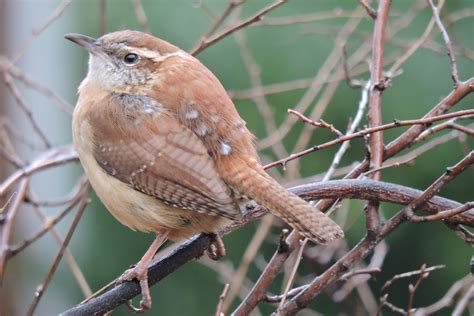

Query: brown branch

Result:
[264,109,474,170]
[342,45,365,88]
[288,109,343,137]
[277,150,471,314]
[407,202,473,223]
[0,146,23,169]
[381,264,445,293]
[3,73,51,148]
[451,283,474,316]
[377,294,408,315]
[0,145,78,196]
[339,267,382,280]
[61,179,470,315]
[277,238,307,310]
[0,56,74,114]
[366,0,392,236]
[0,179,28,283]
[221,216,273,313]
[11,0,72,64]
[385,78,473,159]
[232,231,301,316]
[407,264,429,315]
[404,151,473,214]
[264,285,307,304]
[234,31,289,160]
[386,0,444,78]
[8,179,90,257]
[215,283,230,316]
[27,196,89,316]
[360,0,377,19]
[190,0,287,55]
[416,274,473,315]
[27,188,92,298]
[427,0,461,87]
[191,0,244,54]
[258,11,365,150]
[414,114,474,142]
[257,9,369,26]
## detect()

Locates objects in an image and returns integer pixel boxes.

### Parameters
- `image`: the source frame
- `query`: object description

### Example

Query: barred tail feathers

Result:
[226,164,344,244]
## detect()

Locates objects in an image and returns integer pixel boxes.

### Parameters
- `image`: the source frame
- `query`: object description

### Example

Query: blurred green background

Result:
[1,0,473,315]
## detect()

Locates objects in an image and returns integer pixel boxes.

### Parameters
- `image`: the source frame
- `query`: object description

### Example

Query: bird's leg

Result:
[116,230,170,312]
[205,233,226,261]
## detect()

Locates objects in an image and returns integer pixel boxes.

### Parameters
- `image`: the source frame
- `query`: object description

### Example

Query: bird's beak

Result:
[65,33,101,54]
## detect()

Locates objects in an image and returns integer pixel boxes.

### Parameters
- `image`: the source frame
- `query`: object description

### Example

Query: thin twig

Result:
[191,0,287,55]
[257,9,368,26]
[0,56,74,114]
[191,0,244,54]
[3,73,51,148]
[404,151,474,216]
[381,264,445,293]
[342,45,365,88]
[234,31,289,161]
[0,145,78,196]
[8,180,90,257]
[451,283,474,316]
[215,283,230,316]
[99,0,107,35]
[277,238,308,310]
[0,179,29,283]
[11,0,73,64]
[415,275,473,315]
[130,0,151,34]
[288,109,343,137]
[360,0,377,19]
[27,196,89,316]
[222,216,273,313]
[264,109,474,170]
[406,264,428,315]
[28,190,92,298]
[386,0,441,78]
[427,0,461,87]
[340,267,382,280]
[408,202,474,223]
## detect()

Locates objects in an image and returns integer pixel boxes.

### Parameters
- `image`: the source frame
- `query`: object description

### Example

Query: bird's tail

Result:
[225,162,344,244]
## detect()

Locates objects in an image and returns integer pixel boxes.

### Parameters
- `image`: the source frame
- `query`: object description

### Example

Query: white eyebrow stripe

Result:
[124,46,192,62]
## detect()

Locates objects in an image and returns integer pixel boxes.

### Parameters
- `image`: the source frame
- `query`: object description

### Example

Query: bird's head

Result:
[65,30,187,93]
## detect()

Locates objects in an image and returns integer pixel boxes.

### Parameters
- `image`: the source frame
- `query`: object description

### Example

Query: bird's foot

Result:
[116,265,152,313]
[205,233,226,260]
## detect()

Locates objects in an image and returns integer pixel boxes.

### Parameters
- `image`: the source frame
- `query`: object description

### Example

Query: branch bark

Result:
[60,179,471,315]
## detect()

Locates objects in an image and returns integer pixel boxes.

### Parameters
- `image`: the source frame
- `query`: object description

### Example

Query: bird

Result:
[65,30,343,311]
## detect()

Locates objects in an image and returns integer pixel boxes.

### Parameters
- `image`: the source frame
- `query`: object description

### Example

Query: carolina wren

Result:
[65,30,343,311]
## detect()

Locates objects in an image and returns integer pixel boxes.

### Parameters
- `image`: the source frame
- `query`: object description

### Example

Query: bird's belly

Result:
[73,119,229,240]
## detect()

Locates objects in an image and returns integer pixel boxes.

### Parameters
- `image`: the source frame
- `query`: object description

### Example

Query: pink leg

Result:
[117,230,170,312]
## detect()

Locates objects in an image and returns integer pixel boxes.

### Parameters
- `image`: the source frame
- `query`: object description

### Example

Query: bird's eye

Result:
[123,53,139,65]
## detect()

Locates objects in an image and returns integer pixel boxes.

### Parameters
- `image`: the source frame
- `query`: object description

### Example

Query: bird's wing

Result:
[88,93,241,220]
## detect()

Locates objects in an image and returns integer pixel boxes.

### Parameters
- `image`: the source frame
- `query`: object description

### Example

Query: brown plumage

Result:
[67,30,343,310]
